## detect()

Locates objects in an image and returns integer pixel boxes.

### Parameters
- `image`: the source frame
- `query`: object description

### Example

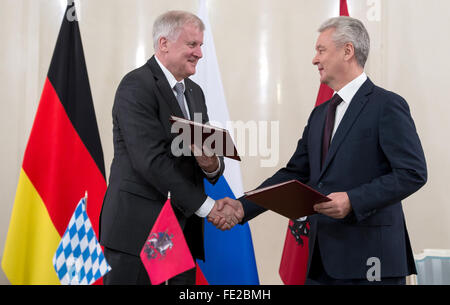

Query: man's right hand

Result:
[207,197,244,231]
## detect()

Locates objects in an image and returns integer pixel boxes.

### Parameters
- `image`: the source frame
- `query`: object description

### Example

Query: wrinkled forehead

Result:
[172,22,203,39]
[178,23,204,40]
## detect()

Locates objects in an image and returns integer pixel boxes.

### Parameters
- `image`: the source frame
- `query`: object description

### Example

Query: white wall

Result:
[1,0,449,285]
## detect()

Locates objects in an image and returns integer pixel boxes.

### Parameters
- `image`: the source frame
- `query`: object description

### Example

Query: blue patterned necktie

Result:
[174,82,189,119]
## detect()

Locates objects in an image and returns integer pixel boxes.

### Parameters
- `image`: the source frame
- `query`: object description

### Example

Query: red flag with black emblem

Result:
[278,0,349,285]
[140,196,195,285]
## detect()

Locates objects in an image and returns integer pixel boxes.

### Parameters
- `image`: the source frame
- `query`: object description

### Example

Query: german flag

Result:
[1,3,106,284]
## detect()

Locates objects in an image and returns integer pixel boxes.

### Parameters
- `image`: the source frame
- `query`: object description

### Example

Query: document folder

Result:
[244,180,330,219]
[169,115,241,161]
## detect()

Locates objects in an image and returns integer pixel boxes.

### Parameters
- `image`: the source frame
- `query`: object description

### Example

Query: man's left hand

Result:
[313,192,352,219]
[190,144,219,173]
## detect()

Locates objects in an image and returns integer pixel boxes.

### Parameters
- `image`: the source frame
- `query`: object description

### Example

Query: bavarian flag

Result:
[1,3,106,284]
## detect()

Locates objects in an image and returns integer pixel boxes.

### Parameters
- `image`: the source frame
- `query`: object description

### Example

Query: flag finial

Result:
[168,191,171,199]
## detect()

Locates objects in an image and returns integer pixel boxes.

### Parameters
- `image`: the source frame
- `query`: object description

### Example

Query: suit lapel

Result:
[310,104,329,176]
[147,56,186,118]
[319,78,374,177]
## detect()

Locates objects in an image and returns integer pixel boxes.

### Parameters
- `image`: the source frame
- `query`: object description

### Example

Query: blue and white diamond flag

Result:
[53,196,111,285]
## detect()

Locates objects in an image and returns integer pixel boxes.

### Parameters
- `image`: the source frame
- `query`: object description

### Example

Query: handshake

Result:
[207,197,244,231]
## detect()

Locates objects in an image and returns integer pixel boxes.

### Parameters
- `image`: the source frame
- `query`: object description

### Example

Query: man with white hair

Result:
[99,10,243,285]
[216,16,427,285]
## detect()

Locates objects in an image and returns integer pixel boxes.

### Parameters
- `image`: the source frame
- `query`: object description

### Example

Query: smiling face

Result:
[312,28,346,90]
[160,23,204,81]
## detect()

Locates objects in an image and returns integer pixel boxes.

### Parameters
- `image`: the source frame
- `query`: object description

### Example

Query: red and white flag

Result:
[279,0,349,285]
[140,195,195,285]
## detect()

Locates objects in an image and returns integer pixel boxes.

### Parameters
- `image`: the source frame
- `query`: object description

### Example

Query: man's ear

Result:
[343,42,355,61]
[159,36,169,53]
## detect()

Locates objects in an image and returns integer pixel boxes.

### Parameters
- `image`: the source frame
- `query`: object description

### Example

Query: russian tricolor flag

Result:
[192,0,259,285]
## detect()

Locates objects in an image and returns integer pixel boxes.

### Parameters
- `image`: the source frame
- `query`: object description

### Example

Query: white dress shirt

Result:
[154,56,218,217]
[155,56,191,119]
[332,72,368,140]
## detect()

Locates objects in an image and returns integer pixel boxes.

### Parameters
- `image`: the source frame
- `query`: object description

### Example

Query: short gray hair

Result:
[152,10,205,51]
[319,16,370,68]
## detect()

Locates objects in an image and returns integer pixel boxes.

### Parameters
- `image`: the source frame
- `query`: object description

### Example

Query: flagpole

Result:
[166,190,170,286]
[167,190,171,286]
[85,190,88,210]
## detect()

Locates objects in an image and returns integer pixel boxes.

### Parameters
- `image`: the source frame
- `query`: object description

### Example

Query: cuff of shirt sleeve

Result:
[202,156,221,178]
[195,196,215,218]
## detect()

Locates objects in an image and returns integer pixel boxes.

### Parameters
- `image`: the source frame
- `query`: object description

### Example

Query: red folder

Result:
[169,115,240,161]
[244,180,330,219]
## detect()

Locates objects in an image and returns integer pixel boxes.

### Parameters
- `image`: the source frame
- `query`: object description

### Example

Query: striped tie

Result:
[174,82,189,119]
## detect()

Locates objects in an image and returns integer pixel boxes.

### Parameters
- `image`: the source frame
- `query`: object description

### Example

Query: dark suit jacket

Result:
[240,78,427,279]
[99,56,224,260]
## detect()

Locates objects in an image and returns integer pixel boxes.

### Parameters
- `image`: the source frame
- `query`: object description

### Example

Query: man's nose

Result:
[312,54,319,65]
[194,46,203,59]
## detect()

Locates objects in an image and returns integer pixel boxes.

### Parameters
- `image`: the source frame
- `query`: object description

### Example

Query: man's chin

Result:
[187,67,196,77]
[319,75,329,85]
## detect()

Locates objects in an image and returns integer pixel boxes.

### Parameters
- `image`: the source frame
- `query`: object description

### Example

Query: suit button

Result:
[318,182,323,188]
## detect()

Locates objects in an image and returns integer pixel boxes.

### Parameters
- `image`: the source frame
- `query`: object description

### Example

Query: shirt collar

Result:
[154,55,185,92]
[335,72,367,105]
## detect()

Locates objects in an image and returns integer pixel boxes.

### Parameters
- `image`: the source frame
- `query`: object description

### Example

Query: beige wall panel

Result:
[1,0,448,284]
